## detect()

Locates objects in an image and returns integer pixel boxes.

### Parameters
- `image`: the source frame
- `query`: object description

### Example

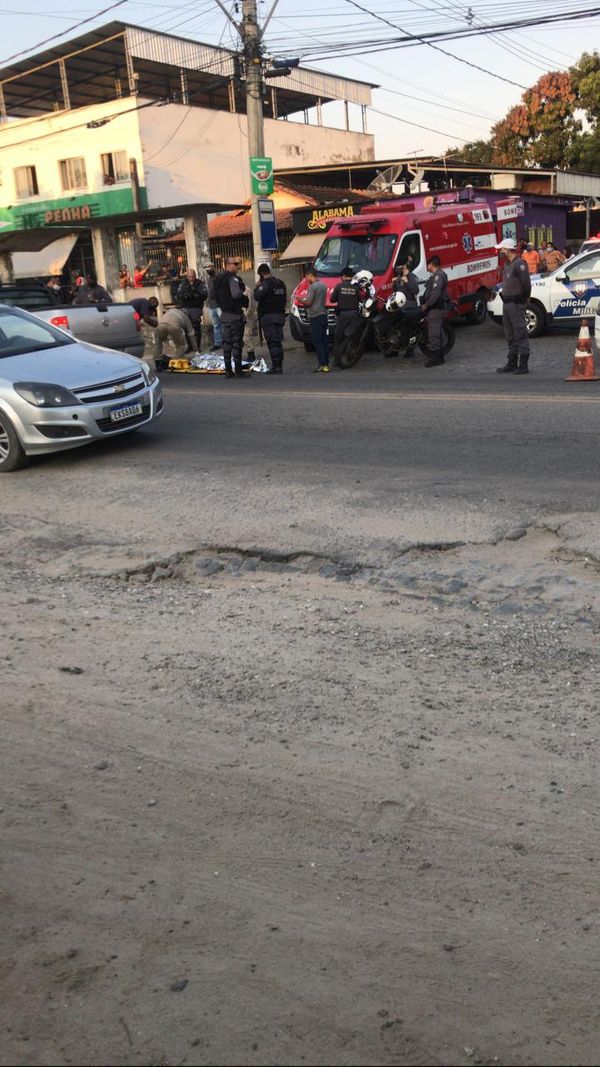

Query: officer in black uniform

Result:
[254,263,287,374]
[177,269,208,351]
[391,260,421,358]
[421,255,450,367]
[495,237,532,375]
[392,260,420,308]
[213,257,249,378]
[331,267,361,353]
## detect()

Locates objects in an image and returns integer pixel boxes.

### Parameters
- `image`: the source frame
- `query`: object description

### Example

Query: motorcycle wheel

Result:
[418,322,456,359]
[334,333,367,369]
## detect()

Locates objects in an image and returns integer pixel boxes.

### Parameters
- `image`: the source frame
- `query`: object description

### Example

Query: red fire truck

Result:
[290,199,499,349]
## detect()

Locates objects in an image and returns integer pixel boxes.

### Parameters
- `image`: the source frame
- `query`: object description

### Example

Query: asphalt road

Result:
[19,315,596,561]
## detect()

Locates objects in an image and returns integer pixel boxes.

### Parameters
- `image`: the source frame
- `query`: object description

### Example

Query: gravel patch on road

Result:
[2,525,599,1066]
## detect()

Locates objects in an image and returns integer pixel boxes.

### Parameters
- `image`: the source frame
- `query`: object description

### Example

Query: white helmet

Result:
[353,270,374,285]
[386,290,406,312]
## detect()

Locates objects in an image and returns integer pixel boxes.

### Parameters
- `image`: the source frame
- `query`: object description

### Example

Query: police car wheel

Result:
[524,301,547,338]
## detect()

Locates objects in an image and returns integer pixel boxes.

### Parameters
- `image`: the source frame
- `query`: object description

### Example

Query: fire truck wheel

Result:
[466,292,487,325]
[524,301,547,337]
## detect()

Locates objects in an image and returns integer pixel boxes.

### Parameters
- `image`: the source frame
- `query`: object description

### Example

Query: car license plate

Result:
[110,401,143,423]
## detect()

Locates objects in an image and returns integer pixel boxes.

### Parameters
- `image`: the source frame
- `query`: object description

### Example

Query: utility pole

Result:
[219,0,297,272]
[242,0,270,273]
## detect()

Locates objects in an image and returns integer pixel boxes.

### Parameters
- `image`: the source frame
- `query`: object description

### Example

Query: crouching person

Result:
[156,306,198,366]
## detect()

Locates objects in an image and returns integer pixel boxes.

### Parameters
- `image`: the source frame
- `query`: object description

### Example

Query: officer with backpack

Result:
[330,266,361,354]
[213,257,249,378]
[253,263,287,374]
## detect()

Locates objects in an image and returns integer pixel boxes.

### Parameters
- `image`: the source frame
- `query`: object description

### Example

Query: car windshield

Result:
[0,307,75,359]
[313,233,398,277]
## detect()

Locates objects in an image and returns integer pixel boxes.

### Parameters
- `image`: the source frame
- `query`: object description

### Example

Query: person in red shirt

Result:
[133,263,150,287]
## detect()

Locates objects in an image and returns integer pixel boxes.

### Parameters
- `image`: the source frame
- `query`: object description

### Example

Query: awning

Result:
[12,234,78,278]
[279,234,323,264]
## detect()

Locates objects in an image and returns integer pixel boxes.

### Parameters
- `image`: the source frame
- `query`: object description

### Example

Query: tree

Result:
[569,51,600,171]
[443,57,600,173]
[444,140,495,166]
[444,69,584,170]
[490,71,579,168]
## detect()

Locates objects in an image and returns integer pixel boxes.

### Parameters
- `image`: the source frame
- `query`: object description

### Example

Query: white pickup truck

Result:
[0,284,145,357]
[487,247,600,337]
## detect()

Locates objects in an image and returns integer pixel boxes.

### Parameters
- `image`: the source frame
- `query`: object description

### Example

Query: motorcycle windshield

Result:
[313,234,398,278]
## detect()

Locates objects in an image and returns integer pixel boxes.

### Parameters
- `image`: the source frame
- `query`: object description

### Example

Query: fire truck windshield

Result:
[313,233,398,277]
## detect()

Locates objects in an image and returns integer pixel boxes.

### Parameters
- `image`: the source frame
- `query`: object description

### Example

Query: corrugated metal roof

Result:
[125,26,234,80]
[0,21,375,118]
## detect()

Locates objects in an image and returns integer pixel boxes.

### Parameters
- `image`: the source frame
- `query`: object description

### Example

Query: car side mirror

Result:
[555,272,567,282]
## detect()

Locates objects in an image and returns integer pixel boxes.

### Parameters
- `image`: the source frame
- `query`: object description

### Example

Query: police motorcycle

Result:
[334,273,456,370]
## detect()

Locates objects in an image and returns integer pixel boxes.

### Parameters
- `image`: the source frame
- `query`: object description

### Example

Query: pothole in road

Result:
[104,525,600,621]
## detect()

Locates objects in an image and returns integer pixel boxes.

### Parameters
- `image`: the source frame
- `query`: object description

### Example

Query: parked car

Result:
[578,236,600,256]
[0,284,144,357]
[488,246,600,336]
[0,305,163,472]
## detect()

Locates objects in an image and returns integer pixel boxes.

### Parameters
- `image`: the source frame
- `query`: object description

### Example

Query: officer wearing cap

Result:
[496,237,532,375]
[253,263,287,374]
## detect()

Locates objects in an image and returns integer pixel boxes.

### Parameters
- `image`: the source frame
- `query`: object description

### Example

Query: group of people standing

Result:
[520,239,567,275]
[129,259,288,377]
[298,254,452,370]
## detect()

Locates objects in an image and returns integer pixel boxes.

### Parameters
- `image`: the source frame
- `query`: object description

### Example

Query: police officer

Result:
[393,260,420,307]
[213,257,249,378]
[495,237,531,375]
[331,267,361,353]
[392,260,421,358]
[254,263,287,374]
[420,255,449,367]
[177,268,208,351]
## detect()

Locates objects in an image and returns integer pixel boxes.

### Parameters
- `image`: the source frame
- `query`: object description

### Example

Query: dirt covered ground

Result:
[2,515,600,1067]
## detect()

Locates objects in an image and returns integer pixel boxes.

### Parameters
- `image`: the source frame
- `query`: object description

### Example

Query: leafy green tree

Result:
[444,140,495,166]
[569,52,600,171]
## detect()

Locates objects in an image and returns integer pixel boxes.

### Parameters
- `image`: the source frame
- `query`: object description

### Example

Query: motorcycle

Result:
[334,290,456,370]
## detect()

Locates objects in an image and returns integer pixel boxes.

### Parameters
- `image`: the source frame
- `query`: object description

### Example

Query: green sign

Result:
[250,156,274,196]
[0,186,149,233]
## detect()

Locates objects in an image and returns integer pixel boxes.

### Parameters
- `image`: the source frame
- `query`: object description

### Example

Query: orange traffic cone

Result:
[566,319,600,381]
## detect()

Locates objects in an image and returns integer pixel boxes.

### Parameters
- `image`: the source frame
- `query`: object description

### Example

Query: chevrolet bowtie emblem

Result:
[114,383,125,393]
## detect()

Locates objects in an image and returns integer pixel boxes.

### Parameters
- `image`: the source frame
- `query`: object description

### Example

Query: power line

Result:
[368,104,472,142]
[272,4,600,62]
[344,0,527,88]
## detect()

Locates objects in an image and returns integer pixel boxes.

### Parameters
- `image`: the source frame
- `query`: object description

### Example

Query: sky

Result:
[1,0,600,159]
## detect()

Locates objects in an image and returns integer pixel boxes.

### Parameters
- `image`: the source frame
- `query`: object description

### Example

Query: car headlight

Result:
[141,361,158,384]
[13,382,81,407]
[290,303,300,318]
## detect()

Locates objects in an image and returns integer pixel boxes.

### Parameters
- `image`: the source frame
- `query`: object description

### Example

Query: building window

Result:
[101,151,128,185]
[14,165,39,199]
[59,157,87,191]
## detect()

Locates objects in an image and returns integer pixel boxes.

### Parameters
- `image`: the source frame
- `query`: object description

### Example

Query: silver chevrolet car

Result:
[0,305,163,472]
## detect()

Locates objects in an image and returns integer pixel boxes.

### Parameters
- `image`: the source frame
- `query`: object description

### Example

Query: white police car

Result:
[488,248,600,337]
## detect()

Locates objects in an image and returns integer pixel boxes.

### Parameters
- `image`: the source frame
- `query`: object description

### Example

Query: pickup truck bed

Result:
[0,285,144,357]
